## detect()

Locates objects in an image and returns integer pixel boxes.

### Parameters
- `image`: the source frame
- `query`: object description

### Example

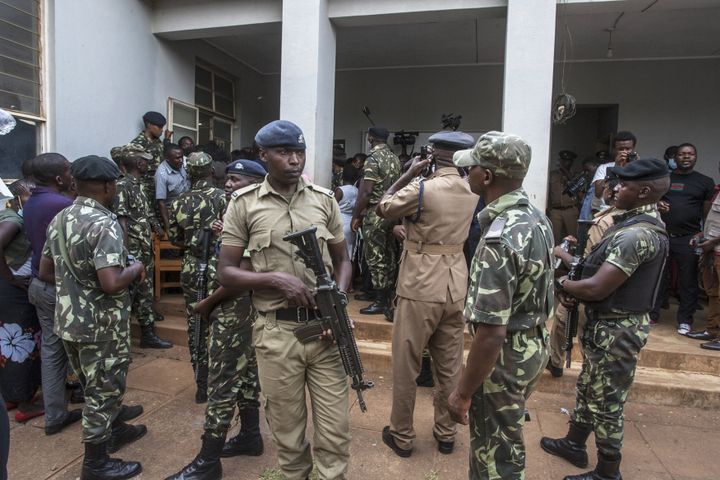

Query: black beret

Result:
[609,158,669,181]
[226,159,267,178]
[71,155,120,181]
[428,131,475,150]
[559,150,577,161]
[142,111,166,127]
[368,126,389,141]
[255,120,306,149]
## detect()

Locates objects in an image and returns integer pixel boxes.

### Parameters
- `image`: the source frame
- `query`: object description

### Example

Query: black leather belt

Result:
[273,307,322,323]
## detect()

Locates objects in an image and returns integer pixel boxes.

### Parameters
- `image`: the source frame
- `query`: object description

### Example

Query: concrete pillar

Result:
[502,0,556,209]
[279,0,336,187]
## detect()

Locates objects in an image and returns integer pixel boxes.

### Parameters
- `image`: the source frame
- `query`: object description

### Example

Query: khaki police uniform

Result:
[378,168,477,450]
[548,168,579,242]
[221,176,350,480]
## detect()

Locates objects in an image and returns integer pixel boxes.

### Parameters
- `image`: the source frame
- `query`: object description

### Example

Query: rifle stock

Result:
[283,226,374,412]
[563,220,593,368]
[192,227,213,381]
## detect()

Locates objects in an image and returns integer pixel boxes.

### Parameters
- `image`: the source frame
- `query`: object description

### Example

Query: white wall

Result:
[50,0,269,160]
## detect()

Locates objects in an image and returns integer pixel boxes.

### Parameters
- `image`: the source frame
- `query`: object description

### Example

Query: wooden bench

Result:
[154,236,182,300]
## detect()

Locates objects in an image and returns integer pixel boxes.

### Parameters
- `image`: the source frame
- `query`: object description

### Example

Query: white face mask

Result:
[668,159,678,170]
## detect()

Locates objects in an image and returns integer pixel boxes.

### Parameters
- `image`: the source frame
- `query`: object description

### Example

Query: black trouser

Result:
[652,234,699,325]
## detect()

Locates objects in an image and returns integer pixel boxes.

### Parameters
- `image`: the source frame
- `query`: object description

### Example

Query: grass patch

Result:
[424,470,440,480]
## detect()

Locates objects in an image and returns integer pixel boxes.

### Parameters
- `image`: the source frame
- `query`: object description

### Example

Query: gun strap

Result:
[409,179,425,223]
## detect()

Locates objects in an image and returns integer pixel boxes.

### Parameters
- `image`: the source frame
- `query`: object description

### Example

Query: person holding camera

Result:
[376,131,476,457]
[591,131,638,212]
[548,150,580,242]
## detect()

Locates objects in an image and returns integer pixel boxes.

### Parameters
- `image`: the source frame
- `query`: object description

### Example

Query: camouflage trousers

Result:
[469,326,548,480]
[181,254,215,375]
[572,313,649,456]
[63,334,130,444]
[128,238,155,328]
[204,294,260,439]
[362,209,398,290]
[141,172,162,229]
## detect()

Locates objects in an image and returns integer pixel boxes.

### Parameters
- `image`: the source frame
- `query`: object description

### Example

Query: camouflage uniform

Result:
[204,294,260,438]
[571,204,667,457]
[44,196,131,444]
[168,177,226,375]
[113,173,155,328]
[465,188,553,480]
[130,132,164,227]
[362,143,401,289]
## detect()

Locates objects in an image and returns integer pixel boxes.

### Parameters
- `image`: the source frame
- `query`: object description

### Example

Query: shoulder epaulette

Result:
[484,217,507,244]
[307,184,334,197]
[231,182,262,200]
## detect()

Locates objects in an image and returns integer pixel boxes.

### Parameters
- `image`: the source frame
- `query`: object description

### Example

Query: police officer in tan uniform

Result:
[376,131,477,457]
[218,120,352,480]
[548,150,580,241]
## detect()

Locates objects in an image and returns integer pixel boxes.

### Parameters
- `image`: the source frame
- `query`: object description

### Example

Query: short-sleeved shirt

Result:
[130,132,164,172]
[592,161,615,211]
[661,171,715,236]
[44,196,130,342]
[23,186,73,277]
[465,188,555,331]
[222,176,345,312]
[155,160,190,201]
[113,175,152,253]
[168,179,226,256]
[363,144,401,206]
[0,209,31,270]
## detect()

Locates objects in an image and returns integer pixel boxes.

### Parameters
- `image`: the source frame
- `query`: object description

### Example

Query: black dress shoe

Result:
[354,291,376,301]
[701,339,720,351]
[546,362,563,378]
[382,426,412,458]
[45,408,83,435]
[433,432,454,454]
[117,404,143,422]
[686,330,716,341]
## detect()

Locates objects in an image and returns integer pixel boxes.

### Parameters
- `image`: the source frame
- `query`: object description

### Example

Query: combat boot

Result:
[222,407,264,457]
[107,420,147,454]
[165,435,224,480]
[360,289,387,315]
[81,440,141,480]
[195,365,208,404]
[540,421,592,468]
[139,324,173,349]
[563,452,622,480]
[415,355,434,388]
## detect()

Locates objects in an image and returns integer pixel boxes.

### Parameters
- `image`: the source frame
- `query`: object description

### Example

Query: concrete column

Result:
[502,0,556,209]
[279,0,336,187]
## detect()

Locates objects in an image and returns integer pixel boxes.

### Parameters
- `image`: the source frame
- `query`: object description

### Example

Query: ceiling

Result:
[204,0,720,75]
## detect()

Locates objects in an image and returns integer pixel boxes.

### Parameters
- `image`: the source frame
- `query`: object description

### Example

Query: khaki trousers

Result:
[700,255,720,336]
[389,292,465,450]
[549,206,579,244]
[549,300,586,368]
[253,313,350,480]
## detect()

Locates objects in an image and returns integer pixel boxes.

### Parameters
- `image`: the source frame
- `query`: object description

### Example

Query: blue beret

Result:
[428,131,475,150]
[142,111,166,127]
[71,155,120,181]
[226,159,267,178]
[368,126,389,141]
[255,120,306,149]
[609,158,669,181]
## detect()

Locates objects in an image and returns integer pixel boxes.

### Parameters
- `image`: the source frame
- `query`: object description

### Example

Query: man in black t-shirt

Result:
[652,143,714,335]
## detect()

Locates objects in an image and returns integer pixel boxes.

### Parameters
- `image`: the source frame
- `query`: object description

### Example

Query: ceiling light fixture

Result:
[605,28,614,58]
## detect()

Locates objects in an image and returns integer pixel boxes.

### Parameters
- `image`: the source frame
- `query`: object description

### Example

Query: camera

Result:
[627,151,638,162]
[419,145,436,177]
[563,172,589,200]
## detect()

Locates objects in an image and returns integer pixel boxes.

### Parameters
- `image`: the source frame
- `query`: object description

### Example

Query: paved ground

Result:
[7,343,718,480]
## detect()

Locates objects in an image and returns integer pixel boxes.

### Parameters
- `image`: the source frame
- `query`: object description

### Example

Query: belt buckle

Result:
[296,307,309,323]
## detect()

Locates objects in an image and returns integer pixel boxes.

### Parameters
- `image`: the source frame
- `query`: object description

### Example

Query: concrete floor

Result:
[7,343,718,480]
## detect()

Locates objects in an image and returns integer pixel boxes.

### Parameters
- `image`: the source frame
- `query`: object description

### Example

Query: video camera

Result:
[563,172,589,200]
[393,130,419,149]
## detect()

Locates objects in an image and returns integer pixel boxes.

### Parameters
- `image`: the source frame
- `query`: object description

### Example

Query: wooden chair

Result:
[154,235,182,300]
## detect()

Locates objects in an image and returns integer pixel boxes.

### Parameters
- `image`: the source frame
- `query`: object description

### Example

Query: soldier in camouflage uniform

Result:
[447,132,554,480]
[41,155,147,480]
[167,159,267,480]
[129,111,167,231]
[168,152,226,404]
[542,158,670,480]
[113,145,172,349]
[351,126,402,314]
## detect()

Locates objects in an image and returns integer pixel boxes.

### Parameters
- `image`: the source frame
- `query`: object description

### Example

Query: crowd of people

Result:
[0,111,716,480]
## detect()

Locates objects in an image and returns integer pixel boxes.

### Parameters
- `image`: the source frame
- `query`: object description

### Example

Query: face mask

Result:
[17,208,23,218]
[668,159,677,170]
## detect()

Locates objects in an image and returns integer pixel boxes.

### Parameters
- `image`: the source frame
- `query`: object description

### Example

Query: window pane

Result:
[173,102,196,128]
[0,56,37,81]
[0,72,38,98]
[172,126,196,145]
[214,75,233,99]
[3,0,39,17]
[0,39,38,65]
[198,112,212,146]
[0,3,38,32]
[213,119,231,143]
[0,89,39,115]
[195,86,212,109]
[195,66,212,89]
[214,95,234,118]
[0,115,38,179]
[0,20,38,48]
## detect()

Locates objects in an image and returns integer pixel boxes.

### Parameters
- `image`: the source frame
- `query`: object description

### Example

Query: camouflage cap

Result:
[453,131,531,179]
[120,144,152,161]
[186,151,212,173]
[110,146,123,162]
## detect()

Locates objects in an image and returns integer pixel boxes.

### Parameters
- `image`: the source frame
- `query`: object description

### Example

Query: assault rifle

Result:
[563,220,593,368]
[283,226,374,412]
[192,227,213,381]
